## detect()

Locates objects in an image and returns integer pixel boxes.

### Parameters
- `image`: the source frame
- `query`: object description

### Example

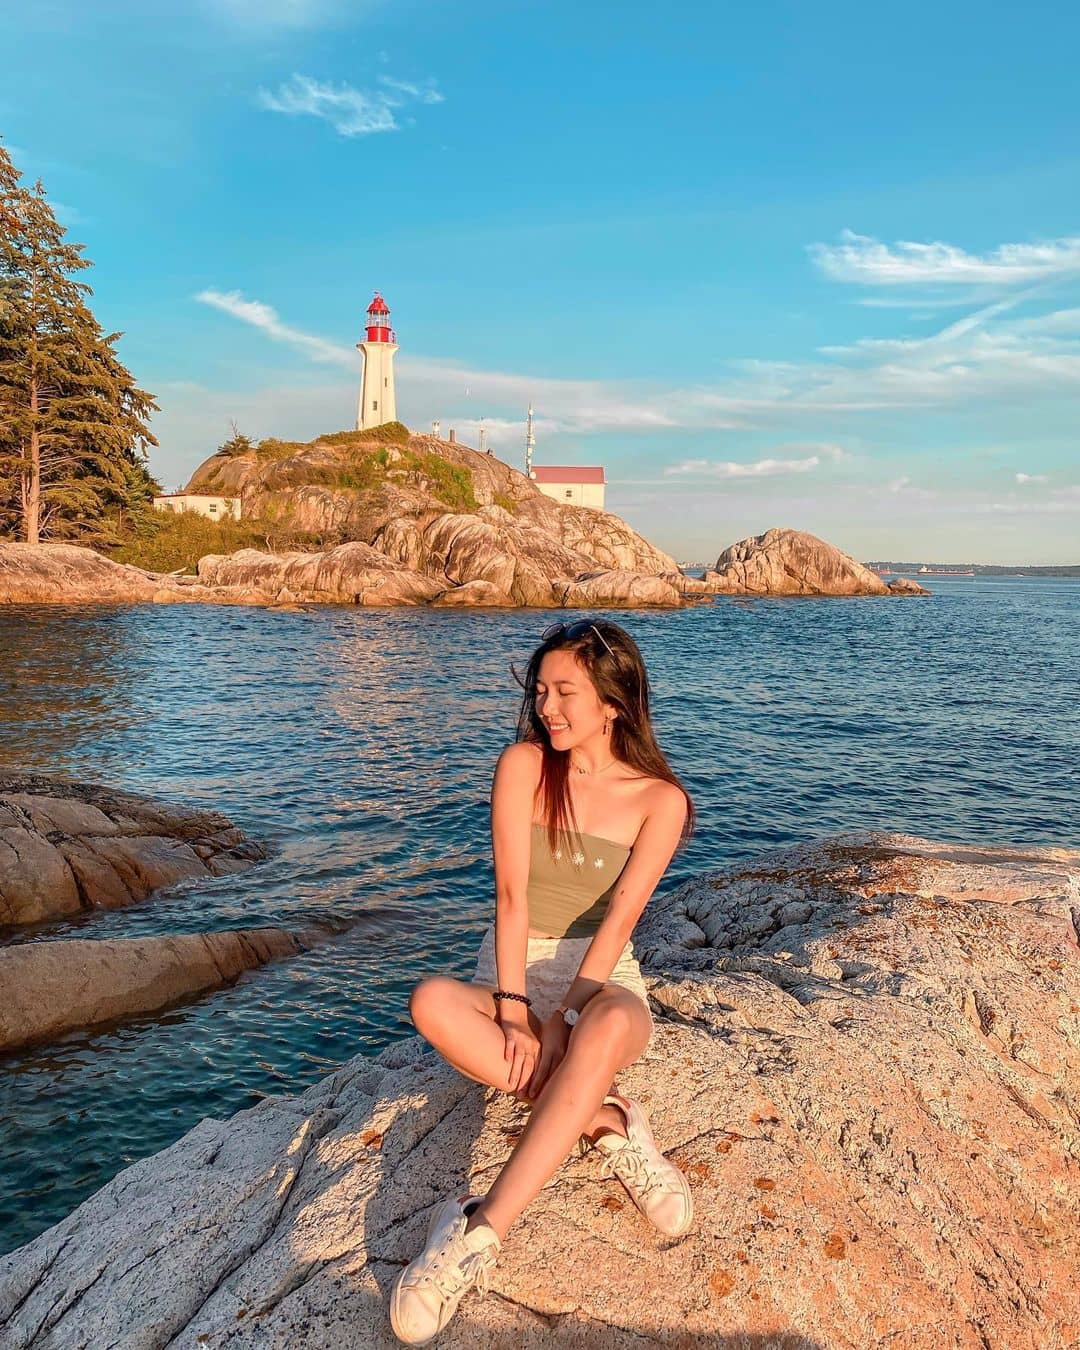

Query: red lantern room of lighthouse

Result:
[365,293,395,344]
[356,292,400,431]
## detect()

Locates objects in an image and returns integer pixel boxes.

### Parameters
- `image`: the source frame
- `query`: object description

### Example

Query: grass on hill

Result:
[110,510,325,574]
[253,421,411,461]
[253,428,478,514]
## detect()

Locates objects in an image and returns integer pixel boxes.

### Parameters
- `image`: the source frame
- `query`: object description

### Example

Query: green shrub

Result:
[110,510,321,574]
[319,421,410,447]
[255,437,308,461]
[217,428,256,458]
[415,452,477,512]
[492,492,516,514]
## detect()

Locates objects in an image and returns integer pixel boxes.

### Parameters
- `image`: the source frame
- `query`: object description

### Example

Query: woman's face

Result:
[535,648,614,748]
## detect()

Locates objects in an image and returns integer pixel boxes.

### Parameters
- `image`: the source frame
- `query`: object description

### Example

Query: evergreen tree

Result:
[217,422,255,457]
[0,141,158,543]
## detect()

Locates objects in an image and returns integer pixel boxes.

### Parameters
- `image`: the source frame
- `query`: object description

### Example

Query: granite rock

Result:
[707,529,905,596]
[0,775,266,926]
[0,927,306,1054]
[1,831,1075,1347]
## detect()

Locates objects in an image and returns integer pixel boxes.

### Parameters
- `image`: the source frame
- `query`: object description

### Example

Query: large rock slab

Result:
[196,543,447,607]
[0,543,163,604]
[0,927,305,1054]
[559,569,685,608]
[706,528,910,596]
[1,832,1075,1347]
[0,775,266,926]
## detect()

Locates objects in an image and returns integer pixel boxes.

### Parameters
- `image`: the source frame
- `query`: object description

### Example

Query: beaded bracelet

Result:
[492,990,532,1006]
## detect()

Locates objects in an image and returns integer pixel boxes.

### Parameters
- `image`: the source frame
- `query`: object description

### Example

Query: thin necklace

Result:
[571,756,619,776]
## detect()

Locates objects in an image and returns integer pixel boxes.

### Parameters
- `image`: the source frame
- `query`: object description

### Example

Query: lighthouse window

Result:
[565,489,573,498]
[372,401,378,411]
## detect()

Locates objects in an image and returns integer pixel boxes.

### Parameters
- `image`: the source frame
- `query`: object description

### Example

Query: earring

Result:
[603,718,611,736]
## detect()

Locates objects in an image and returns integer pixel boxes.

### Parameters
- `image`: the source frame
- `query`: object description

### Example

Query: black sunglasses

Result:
[541,620,615,656]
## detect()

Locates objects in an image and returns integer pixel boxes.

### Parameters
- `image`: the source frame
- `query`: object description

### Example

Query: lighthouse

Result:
[356,293,399,431]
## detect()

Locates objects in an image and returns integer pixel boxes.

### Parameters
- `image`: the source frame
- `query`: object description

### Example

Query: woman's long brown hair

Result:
[513,619,696,855]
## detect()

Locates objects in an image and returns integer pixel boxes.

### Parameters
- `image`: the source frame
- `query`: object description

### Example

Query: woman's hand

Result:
[524,1012,571,1100]
[500,1015,541,1095]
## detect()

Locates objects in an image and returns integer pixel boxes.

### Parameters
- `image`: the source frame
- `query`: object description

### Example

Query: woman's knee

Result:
[569,992,650,1065]
[408,974,458,1034]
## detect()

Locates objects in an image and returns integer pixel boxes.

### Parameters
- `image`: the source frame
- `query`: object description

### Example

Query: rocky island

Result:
[0,429,928,607]
[1,830,1073,1347]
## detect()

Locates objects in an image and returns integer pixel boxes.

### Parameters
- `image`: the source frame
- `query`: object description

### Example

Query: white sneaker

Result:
[582,1093,694,1237]
[389,1193,501,1345]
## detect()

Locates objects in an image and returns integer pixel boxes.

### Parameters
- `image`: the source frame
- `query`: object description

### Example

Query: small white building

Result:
[529,465,606,511]
[153,493,241,521]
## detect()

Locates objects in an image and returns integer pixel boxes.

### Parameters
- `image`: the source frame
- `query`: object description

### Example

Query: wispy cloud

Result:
[196,257,1080,439]
[664,453,823,479]
[810,229,1080,287]
[257,73,443,137]
[195,289,357,366]
[1015,472,1048,484]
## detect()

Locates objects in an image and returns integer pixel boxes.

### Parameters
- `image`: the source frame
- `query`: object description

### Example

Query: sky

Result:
[5,0,1080,564]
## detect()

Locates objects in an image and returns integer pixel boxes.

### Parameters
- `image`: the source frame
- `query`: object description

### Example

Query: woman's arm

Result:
[489,742,540,1023]
[559,782,688,1013]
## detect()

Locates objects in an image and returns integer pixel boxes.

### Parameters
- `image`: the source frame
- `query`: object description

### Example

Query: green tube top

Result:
[527,821,633,938]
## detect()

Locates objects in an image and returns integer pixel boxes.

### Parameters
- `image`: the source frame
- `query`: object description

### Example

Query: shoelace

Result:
[600,1144,666,1200]
[419,1237,496,1300]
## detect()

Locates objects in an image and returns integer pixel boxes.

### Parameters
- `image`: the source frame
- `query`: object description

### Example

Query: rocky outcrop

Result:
[0,775,266,926]
[187,431,679,583]
[196,543,447,607]
[0,542,164,604]
[0,927,305,1054]
[195,538,685,610]
[705,528,923,596]
[559,568,684,608]
[1,832,1075,1347]
[887,576,932,595]
[431,579,515,607]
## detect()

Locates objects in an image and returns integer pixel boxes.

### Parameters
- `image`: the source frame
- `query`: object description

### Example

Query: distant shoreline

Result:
[678,563,1080,578]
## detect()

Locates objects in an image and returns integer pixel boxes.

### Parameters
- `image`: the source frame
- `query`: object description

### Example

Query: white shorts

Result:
[471,922,653,1034]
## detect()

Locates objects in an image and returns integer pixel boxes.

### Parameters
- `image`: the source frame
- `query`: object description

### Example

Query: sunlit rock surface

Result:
[0,542,163,604]
[1,831,1075,1347]
[0,775,266,926]
[705,528,918,596]
[0,927,305,1054]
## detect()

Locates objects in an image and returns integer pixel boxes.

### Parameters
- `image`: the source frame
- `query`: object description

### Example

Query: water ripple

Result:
[0,579,1077,1252]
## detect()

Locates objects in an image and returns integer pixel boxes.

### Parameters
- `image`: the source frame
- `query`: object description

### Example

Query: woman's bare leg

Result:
[408,976,632,1130]
[454,986,652,1241]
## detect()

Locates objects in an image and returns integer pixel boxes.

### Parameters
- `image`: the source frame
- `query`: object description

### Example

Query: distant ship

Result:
[916,566,975,576]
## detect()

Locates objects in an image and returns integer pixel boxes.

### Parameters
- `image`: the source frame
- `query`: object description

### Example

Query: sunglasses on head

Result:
[541,620,615,657]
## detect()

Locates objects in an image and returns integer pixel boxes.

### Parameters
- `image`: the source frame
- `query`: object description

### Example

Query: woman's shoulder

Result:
[635,777,688,829]
[494,740,544,780]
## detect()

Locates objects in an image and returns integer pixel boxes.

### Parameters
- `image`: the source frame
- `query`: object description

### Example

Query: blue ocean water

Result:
[0,579,1077,1255]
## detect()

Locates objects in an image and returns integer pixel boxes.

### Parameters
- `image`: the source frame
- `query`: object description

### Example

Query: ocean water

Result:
[0,579,1077,1255]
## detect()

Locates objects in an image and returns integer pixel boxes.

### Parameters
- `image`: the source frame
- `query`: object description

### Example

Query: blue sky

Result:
[6,0,1080,563]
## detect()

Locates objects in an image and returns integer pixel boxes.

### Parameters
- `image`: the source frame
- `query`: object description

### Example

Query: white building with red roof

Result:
[528,464,606,511]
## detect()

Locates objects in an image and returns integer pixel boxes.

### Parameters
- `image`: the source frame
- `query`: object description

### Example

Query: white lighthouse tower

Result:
[356,293,399,431]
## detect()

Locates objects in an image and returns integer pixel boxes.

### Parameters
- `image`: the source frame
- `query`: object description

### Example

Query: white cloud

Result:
[257,73,443,137]
[195,290,357,366]
[664,454,821,479]
[810,229,1080,287]
[195,268,1080,442]
[1015,472,1048,484]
